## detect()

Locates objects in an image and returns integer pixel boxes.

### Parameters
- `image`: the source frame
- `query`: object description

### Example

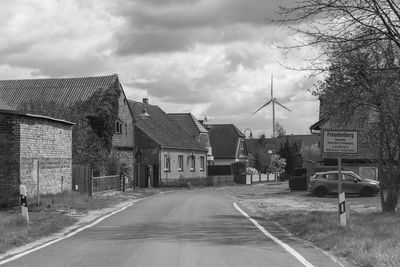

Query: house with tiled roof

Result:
[168,113,214,163]
[129,99,208,187]
[0,74,135,184]
[206,124,248,166]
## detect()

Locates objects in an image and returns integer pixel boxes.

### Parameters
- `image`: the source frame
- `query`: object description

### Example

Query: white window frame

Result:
[115,119,123,134]
[164,155,171,172]
[178,155,183,171]
[200,156,205,171]
[190,155,195,172]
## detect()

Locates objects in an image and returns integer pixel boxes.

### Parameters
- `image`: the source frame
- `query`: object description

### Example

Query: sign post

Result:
[20,185,29,224]
[322,129,359,227]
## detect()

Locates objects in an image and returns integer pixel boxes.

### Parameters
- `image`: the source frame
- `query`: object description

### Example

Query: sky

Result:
[0,0,321,137]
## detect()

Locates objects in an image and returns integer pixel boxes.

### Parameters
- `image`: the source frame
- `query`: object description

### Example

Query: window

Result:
[178,155,183,171]
[164,155,170,172]
[115,120,123,134]
[125,123,128,135]
[325,173,338,180]
[190,155,195,171]
[200,156,205,171]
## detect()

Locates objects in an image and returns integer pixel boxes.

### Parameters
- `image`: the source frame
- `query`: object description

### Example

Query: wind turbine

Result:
[253,74,291,138]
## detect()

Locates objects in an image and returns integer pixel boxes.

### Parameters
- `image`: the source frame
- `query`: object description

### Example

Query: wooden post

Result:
[32,160,40,206]
[20,185,29,224]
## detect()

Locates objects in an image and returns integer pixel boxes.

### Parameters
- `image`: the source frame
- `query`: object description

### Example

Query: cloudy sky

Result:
[0,0,320,137]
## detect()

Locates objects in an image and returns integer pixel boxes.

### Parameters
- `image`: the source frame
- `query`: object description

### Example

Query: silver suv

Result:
[309,171,379,197]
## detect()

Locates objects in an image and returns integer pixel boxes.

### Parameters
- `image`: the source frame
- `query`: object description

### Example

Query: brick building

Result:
[0,109,73,207]
[0,75,135,184]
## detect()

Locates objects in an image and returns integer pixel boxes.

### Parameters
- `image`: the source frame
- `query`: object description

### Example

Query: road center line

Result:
[233,202,315,267]
[0,198,145,266]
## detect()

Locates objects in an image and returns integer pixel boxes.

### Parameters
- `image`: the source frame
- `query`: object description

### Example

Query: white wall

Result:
[160,149,207,181]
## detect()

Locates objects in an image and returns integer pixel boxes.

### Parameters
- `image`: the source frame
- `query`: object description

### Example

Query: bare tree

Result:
[278,0,400,52]
[277,0,400,212]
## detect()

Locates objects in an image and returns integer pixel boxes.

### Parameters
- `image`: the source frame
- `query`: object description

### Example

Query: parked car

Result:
[309,171,379,197]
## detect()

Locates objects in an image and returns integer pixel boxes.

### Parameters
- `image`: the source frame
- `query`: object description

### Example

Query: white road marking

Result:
[0,198,145,265]
[233,202,315,267]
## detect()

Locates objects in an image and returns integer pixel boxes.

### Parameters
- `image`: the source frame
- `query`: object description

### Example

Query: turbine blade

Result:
[253,100,272,114]
[273,99,291,112]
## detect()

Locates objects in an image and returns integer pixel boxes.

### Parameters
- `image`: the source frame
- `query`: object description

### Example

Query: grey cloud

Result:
[116,30,191,55]
[117,0,292,30]
[114,0,294,55]
[6,55,107,77]
[133,74,210,104]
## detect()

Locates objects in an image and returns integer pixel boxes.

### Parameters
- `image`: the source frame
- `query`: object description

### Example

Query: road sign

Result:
[20,185,29,224]
[322,129,359,155]
[339,192,346,226]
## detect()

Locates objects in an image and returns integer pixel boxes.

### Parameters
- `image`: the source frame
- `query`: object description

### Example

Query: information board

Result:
[322,129,359,155]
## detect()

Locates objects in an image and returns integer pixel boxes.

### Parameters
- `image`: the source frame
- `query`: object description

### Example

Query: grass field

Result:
[270,211,400,267]
[0,190,158,254]
[231,182,399,267]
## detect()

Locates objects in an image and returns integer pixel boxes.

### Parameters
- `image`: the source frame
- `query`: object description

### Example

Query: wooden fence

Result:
[72,164,123,195]
[92,175,121,193]
[72,164,92,195]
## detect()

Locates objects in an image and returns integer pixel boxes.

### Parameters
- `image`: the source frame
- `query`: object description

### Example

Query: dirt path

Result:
[226,182,381,217]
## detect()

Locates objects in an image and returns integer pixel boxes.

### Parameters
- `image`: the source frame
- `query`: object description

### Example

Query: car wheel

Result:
[314,186,328,197]
[360,187,373,197]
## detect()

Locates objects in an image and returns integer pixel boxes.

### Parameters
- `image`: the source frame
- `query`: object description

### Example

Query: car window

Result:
[342,174,354,181]
[326,173,338,180]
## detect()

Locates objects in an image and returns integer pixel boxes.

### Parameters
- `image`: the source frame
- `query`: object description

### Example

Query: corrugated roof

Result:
[207,124,245,158]
[0,74,119,110]
[129,101,207,151]
[0,99,12,110]
[0,109,74,125]
[168,113,208,137]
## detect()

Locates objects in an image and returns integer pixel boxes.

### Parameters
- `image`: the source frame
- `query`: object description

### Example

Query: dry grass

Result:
[0,210,76,254]
[269,211,400,267]
[0,189,158,254]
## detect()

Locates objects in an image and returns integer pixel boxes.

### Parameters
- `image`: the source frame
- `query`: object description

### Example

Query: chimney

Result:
[143,98,149,104]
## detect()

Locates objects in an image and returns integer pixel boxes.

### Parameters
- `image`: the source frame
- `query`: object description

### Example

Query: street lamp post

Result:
[243,128,253,139]
[131,101,150,190]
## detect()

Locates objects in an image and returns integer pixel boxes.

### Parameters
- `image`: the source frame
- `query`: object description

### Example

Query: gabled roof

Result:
[0,74,119,109]
[168,113,208,137]
[207,124,245,159]
[0,109,74,125]
[309,118,329,133]
[129,101,207,151]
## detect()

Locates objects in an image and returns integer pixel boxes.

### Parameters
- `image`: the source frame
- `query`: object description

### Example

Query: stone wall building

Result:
[0,74,135,184]
[0,109,73,207]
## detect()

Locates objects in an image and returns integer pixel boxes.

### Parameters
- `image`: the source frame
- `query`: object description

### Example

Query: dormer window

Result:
[115,119,123,134]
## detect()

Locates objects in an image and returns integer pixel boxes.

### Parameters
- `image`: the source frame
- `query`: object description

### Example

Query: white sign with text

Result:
[322,129,359,155]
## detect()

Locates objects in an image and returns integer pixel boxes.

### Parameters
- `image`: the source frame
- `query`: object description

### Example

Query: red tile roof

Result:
[129,101,207,151]
[207,124,245,159]
[0,74,119,109]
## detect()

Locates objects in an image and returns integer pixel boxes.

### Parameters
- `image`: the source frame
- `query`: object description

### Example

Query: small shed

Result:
[0,109,73,208]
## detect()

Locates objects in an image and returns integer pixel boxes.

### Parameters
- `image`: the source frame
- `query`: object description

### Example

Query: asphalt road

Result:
[2,188,342,267]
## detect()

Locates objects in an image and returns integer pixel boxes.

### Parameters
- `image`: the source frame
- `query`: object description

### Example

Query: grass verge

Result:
[0,189,158,255]
[269,211,400,267]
